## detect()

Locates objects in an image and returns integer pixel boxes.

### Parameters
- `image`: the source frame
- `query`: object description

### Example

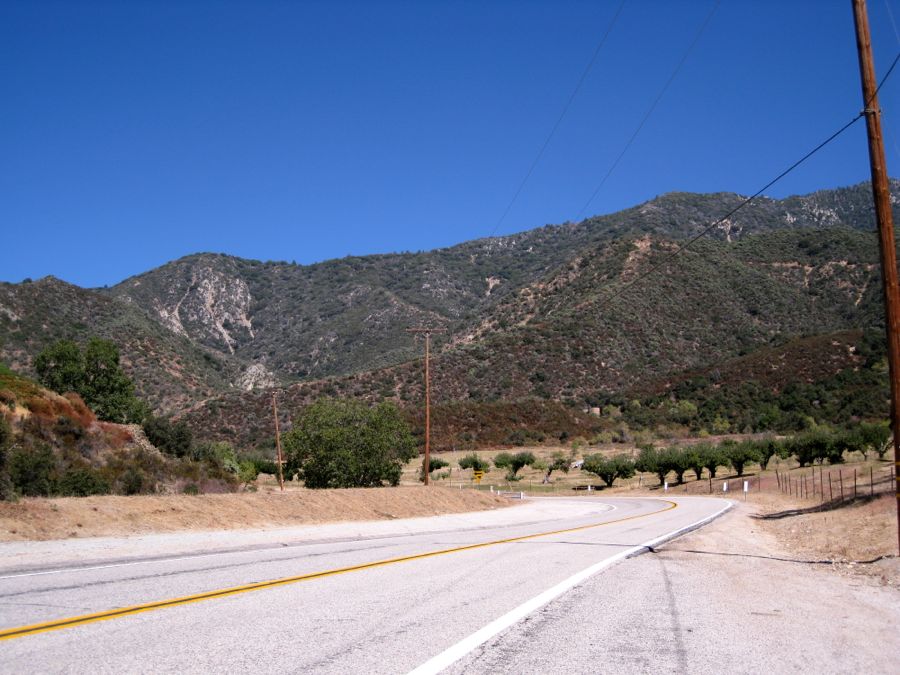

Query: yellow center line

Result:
[0,499,677,642]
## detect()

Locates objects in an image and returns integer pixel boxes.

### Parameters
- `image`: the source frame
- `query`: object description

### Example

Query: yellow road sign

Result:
[473,470,485,483]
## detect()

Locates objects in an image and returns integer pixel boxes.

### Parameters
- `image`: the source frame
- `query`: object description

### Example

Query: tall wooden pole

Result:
[425,332,431,486]
[407,326,446,485]
[272,392,285,491]
[852,0,900,553]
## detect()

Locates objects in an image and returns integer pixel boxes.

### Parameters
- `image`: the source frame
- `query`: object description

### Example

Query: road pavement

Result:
[0,496,729,673]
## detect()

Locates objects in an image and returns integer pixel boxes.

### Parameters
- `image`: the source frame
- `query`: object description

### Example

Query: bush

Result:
[119,466,148,495]
[282,399,415,488]
[8,445,56,497]
[420,457,450,482]
[143,416,193,458]
[57,466,109,497]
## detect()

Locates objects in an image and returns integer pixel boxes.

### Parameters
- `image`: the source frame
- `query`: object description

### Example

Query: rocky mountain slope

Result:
[0,181,896,438]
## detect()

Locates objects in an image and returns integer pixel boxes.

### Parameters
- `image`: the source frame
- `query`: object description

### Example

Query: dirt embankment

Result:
[0,486,510,542]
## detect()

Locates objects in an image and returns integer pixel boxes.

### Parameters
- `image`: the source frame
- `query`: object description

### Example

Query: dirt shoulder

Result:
[0,486,510,542]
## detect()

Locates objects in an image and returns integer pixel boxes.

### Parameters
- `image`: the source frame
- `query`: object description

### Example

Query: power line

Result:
[487,0,629,238]
[576,0,721,220]
[592,49,900,313]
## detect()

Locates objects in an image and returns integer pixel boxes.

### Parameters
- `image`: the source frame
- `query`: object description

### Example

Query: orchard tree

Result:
[282,399,415,488]
[722,441,761,477]
[582,453,635,487]
[698,443,727,478]
[493,451,536,481]
[541,451,571,484]
[636,446,670,485]
[459,453,491,473]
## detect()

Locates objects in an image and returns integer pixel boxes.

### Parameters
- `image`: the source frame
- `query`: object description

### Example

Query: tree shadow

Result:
[753,492,885,520]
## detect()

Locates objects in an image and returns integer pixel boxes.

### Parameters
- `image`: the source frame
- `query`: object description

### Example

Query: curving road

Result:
[0,496,729,673]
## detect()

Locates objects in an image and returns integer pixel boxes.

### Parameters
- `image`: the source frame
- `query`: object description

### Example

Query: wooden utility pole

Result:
[852,0,900,553]
[272,392,285,491]
[406,326,446,485]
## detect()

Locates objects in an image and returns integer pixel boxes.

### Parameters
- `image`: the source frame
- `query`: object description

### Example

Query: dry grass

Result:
[0,486,509,542]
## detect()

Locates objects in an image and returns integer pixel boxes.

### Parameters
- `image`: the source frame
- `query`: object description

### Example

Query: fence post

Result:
[854,469,857,500]
[829,472,834,502]
[839,470,844,501]
[871,466,875,497]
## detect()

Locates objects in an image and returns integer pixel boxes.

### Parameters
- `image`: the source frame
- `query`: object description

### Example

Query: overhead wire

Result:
[576,0,721,221]
[487,0,629,238]
[592,48,900,312]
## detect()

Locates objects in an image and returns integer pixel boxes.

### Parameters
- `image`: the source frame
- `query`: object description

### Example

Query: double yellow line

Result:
[0,499,676,642]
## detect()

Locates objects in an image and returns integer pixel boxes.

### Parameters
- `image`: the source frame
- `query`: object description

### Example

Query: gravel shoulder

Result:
[448,496,899,674]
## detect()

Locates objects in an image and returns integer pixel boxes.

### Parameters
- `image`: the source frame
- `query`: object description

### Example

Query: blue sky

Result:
[3,0,900,287]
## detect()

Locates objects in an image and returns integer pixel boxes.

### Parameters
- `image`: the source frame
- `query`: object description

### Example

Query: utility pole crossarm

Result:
[406,326,447,486]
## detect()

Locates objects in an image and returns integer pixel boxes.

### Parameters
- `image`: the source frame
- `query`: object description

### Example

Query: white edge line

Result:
[407,499,734,675]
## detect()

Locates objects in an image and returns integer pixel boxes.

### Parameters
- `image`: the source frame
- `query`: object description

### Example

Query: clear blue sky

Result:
[3,0,900,288]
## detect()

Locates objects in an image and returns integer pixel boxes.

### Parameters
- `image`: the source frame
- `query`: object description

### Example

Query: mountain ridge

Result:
[1,180,896,437]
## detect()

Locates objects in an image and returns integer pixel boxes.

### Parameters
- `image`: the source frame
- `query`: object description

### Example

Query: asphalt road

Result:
[0,496,729,673]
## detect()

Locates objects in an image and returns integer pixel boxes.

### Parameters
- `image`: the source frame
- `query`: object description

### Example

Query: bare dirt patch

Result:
[749,491,899,585]
[0,486,509,542]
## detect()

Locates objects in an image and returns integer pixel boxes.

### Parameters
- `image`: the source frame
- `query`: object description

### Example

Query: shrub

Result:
[420,457,450,482]
[57,466,109,497]
[9,445,56,497]
[119,466,147,495]
[143,416,194,458]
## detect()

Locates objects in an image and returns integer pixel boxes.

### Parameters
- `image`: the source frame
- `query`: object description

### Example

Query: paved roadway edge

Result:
[0,499,674,641]
[407,498,735,675]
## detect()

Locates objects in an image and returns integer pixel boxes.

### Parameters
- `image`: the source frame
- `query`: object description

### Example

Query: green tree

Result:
[636,446,670,485]
[722,441,761,477]
[682,446,704,481]
[459,453,490,473]
[493,451,535,481]
[697,443,726,479]
[282,399,415,488]
[541,451,571,484]
[34,340,84,395]
[582,453,635,487]
[664,447,693,484]
[34,338,147,423]
[81,338,146,423]
[848,421,892,460]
